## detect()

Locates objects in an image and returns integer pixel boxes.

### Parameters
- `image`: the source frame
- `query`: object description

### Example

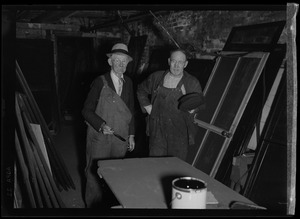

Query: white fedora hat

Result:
[106,43,133,62]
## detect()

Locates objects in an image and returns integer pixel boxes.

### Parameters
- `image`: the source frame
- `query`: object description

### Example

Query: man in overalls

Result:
[137,49,204,162]
[82,43,135,208]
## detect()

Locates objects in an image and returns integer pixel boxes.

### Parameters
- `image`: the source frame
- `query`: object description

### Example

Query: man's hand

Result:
[127,135,135,152]
[188,109,196,114]
[101,124,114,135]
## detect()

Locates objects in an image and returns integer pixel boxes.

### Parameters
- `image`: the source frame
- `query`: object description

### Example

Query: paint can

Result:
[171,177,207,209]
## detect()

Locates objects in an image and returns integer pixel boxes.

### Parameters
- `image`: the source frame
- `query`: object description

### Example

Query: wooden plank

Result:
[14,162,23,208]
[15,95,44,207]
[16,93,63,185]
[29,143,53,208]
[15,131,36,208]
[20,104,66,207]
[16,62,75,190]
[30,123,52,175]
[19,98,70,192]
[19,94,38,123]
[31,142,58,208]
[32,144,66,208]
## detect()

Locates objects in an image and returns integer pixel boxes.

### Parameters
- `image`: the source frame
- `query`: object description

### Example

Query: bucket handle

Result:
[169,192,182,206]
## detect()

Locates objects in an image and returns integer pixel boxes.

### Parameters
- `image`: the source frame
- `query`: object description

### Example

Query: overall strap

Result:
[100,75,108,87]
[152,70,169,104]
[156,70,168,89]
[177,78,186,95]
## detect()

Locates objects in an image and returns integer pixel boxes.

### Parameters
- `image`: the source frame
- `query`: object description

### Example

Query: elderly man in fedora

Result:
[82,43,135,208]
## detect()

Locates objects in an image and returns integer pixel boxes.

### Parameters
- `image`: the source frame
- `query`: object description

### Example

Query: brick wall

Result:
[122,10,286,73]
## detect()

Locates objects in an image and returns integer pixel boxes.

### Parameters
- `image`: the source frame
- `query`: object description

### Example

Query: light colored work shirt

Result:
[110,71,124,96]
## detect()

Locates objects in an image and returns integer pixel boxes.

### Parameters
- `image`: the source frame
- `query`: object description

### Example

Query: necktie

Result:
[118,77,123,96]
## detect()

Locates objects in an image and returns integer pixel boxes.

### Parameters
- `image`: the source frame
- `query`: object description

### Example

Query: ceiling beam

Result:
[81,11,169,32]
[16,10,30,20]
[30,10,76,23]
[16,22,80,32]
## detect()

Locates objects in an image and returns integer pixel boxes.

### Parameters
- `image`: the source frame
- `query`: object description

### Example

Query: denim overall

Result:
[84,75,132,208]
[148,78,189,161]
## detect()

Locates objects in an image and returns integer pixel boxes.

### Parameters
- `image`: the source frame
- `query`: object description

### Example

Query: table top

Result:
[97,157,255,209]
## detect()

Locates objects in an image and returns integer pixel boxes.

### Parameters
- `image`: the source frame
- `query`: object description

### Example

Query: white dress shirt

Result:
[110,71,124,96]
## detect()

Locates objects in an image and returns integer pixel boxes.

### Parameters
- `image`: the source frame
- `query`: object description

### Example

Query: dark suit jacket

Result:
[82,72,135,135]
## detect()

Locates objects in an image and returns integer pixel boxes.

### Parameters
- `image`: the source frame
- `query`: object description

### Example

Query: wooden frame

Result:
[191,52,269,178]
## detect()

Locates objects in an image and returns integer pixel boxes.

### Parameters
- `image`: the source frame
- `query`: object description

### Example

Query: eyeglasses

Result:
[170,60,186,66]
[112,58,129,66]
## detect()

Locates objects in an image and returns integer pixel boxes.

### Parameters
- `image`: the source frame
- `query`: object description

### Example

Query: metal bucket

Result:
[171,177,207,209]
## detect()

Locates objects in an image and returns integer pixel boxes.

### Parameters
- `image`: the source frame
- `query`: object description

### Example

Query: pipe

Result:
[194,117,232,138]
[117,10,134,36]
[149,10,181,49]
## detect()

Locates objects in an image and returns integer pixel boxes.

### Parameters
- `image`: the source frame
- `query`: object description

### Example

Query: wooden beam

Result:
[52,30,121,38]
[30,10,76,23]
[83,11,169,32]
[16,22,80,32]
[16,28,47,39]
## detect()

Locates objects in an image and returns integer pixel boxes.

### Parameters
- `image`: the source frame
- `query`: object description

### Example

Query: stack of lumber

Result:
[15,60,75,208]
